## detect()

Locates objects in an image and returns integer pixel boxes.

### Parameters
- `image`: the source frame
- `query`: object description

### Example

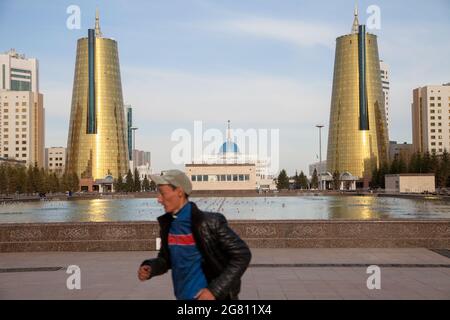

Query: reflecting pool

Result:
[1,196,449,223]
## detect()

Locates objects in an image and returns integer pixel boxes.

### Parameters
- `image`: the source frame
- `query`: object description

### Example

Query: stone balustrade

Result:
[0,220,449,252]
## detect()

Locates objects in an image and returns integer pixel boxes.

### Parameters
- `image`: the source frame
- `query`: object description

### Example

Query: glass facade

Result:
[10,80,31,91]
[358,25,369,130]
[87,29,96,134]
[127,107,132,160]
[326,29,389,179]
[66,32,129,180]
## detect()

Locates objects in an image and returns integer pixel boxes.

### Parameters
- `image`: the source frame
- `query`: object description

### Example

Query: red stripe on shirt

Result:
[168,233,195,246]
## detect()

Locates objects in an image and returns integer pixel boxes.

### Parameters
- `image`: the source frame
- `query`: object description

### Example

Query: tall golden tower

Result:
[326,7,389,183]
[66,10,129,182]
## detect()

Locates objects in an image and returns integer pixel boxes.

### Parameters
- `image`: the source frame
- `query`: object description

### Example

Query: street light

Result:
[131,127,138,169]
[316,125,324,190]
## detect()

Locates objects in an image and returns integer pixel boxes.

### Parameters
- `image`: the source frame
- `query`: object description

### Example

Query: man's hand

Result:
[194,288,216,300]
[138,265,151,281]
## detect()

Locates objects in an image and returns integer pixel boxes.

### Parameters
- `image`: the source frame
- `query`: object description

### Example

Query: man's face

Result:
[157,185,185,213]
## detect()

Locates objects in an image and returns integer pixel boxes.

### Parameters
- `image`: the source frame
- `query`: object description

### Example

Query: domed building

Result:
[185,121,276,191]
[185,120,276,190]
[219,141,239,154]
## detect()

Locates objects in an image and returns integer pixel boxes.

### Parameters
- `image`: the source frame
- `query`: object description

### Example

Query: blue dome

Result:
[219,141,239,153]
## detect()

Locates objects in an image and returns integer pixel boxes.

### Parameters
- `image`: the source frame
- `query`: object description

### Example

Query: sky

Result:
[0,0,449,176]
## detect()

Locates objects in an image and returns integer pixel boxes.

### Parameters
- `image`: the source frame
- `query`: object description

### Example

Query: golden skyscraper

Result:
[66,11,129,184]
[326,8,389,184]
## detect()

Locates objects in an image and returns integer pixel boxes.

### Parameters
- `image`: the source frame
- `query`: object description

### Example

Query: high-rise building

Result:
[66,11,129,185]
[124,105,133,161]
[389,141,413,163]
[380,60,390,129]
[45,147,66,174]
[132,149,151,167]
[0,49,45,167]
[0,49,39,92]
[326,7,389,186]
[412,84,450,155]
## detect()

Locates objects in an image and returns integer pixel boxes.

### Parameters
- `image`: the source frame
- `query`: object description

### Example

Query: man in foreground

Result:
[138,169,251,300]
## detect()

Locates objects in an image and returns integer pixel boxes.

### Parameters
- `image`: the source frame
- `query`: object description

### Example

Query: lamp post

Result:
[316,125,324,190]
[131,127,138,169]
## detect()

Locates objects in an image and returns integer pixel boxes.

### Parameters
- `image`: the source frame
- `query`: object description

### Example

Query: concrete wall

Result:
[385,175,435,193]
[1,220,449,252]
[400,175,435,193]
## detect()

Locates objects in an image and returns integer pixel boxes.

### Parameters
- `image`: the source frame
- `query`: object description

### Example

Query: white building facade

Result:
[185,121,276,191]
[380,60,390,130]
[412,84,450,155]
[45,147,66,174]
[0,49,44,167]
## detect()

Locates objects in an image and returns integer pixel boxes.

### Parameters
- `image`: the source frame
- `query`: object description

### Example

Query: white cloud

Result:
[121,66,330,125]
[216,17,337,48]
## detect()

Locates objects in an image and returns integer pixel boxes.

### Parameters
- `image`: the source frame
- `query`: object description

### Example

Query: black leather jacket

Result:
[141,201,252,300]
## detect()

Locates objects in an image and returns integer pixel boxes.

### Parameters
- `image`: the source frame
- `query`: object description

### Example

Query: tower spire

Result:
[351,2,359,34]
[95,8,102,37]
[227,120,231,142]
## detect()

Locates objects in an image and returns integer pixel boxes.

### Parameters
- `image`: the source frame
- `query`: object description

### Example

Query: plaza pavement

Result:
[0,248,449,300]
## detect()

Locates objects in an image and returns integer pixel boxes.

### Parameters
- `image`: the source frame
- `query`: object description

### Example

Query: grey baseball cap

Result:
[149,169,193,195]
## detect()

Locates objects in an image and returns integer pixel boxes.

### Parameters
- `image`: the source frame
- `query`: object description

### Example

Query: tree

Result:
[125,169,134,192]
[48,172,60,193]
[299,171,308,189]
[142,176,150,192]
[390,155,400,174]
[409,152,423,173]
[71,172,79,192]
[422,151,432,173]
[6,166,17,194]
[133,167,141,192]
[0,165,7,194]
[311,168,319,189]
[398,155,407,173]
[16,166,27,194]
[430,151,440,186]
[38,168,48,193]
[370,166,380,188]
[26,164,34,194]
[293,171,300,190]
[378,161,390,189]
[438,149,450,188]
[61,171,69,192]
[62,171,79,192]
[115,175,124,192]
[149,179,156,191]
[276,169,289,190]
[408,152,416,173]
[332,170,340,190]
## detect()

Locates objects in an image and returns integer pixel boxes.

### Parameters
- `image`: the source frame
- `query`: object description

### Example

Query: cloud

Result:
[121,66,330,126]
[216,17,337,48]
